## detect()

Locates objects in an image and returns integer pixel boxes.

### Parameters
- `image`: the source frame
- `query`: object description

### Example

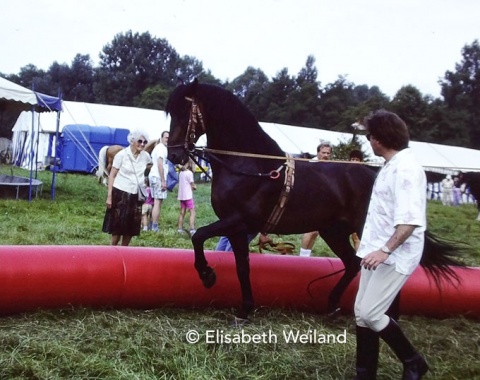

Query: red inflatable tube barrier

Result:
[0,245,478,318]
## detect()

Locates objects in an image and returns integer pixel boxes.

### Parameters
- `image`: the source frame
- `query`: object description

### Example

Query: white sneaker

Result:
[299,248,312,257]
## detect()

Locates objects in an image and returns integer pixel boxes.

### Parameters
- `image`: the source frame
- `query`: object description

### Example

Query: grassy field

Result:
[0,164,480,380]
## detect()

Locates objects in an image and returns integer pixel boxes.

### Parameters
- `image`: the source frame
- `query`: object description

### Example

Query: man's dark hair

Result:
[364,110,409,151]
[349,149,364,161]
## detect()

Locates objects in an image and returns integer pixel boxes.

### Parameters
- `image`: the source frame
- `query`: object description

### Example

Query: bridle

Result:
[169,96,296,233]
[167,96,211,179]
[184,96,206,153]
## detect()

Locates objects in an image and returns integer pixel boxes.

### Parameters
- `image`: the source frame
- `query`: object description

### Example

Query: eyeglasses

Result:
[137,139,148,145]
[366,133,371,141]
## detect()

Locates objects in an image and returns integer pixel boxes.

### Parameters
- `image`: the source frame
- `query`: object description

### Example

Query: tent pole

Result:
[51,94,62,201]
[28,99,35,202]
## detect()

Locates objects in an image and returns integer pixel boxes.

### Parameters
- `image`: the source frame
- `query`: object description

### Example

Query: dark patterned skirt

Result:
[102,187,142,236]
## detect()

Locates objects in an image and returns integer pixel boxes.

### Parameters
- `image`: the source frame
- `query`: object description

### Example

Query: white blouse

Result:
[112,148,152,194]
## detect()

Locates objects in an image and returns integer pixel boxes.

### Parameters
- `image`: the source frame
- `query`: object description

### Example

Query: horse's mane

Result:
[167,81,283,156]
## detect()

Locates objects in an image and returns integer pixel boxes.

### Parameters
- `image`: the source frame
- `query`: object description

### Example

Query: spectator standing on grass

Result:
[148,131,169,232]
[141,177,154,231]
[453,173,464,206]
[441,174,454,206]
[177,159,197,235]
[102,130,152,246]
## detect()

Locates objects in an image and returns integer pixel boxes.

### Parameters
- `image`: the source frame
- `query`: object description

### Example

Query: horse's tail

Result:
[420,230,468,288]
[96,146,109,181]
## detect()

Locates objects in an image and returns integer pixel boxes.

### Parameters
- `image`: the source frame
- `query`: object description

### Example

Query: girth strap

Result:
[262,154,295,233]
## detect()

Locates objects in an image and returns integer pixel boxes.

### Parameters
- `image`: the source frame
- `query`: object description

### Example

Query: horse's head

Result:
[165,79,204,165]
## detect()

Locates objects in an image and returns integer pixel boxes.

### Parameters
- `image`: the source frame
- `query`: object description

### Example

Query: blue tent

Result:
[58,124,130,173]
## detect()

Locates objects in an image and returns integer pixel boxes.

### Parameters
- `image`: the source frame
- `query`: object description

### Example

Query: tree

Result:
[389,85,433,142]
[318,76,356,131]
[331,136,369,162]
[439,40,480,148]
[261,68,297,124]
[10,65,51,95]
[94,31,181,106]
[134,85,170,110]
[176,55,221,86]
[49,54,95,102]
[226,67,270,119]
[338,85,390,134]
[285,56,322,128]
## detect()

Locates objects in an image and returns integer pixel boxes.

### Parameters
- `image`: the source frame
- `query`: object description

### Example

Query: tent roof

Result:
[0,76,62,112]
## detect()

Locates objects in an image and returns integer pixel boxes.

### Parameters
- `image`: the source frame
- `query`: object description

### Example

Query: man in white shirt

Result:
[353,111,428,380]
[148,131,169,232]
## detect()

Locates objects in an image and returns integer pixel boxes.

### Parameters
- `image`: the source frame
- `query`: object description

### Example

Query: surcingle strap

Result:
[262,154,295,233]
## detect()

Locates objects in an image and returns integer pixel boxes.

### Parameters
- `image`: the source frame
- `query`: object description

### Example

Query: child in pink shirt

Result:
[177,160,197,235]
[141,178,154,231]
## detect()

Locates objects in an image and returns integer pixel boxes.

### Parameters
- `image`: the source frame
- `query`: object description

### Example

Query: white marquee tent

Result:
[11,100,480,174]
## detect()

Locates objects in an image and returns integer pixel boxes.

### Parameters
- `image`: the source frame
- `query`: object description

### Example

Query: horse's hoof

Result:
[327,307,342,320]
[200,268,216,288]
[231,316,250,327]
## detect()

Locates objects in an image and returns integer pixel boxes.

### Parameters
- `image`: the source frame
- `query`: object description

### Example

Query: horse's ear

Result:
[176,77,184,86]
[183,78,200,102]
[192,78,199,94]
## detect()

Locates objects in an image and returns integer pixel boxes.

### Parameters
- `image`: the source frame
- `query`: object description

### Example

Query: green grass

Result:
[1,164,480,379]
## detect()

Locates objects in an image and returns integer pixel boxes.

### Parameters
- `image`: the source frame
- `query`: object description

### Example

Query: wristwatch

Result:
[381,245,392,255]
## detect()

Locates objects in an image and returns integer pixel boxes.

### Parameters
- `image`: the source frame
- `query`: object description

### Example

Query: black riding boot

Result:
[379,318,428,380]
[353,325,379,380]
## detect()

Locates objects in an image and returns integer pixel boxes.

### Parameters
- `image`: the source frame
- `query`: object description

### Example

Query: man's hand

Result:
[360,250,389,270]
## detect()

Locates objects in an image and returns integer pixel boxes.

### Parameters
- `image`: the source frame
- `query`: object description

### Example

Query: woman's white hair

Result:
[127,129,149,144]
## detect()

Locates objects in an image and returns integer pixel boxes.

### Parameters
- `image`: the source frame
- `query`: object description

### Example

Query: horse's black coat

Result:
[166,79,465,320]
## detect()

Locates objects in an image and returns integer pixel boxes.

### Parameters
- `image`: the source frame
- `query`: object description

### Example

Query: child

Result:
[141,177,154,231]
[177,160,197,235]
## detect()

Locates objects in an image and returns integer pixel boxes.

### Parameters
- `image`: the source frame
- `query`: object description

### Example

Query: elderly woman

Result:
[102,130,152,246]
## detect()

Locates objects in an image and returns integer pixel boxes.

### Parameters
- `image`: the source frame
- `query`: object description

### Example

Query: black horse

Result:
[166,79,463,321]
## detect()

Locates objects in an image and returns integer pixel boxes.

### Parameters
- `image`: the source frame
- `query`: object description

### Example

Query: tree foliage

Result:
[440,39,480,149]
[94,31,182,106]
[2,33,479,150]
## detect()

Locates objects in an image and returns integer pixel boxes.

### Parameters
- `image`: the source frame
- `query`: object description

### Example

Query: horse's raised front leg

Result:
[191,219,253,321]
[229,233,254,321]
[191,226,216,288]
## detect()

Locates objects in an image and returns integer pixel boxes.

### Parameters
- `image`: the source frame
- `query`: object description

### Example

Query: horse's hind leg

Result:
[229,233,254,321]
[321,228,361,317]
